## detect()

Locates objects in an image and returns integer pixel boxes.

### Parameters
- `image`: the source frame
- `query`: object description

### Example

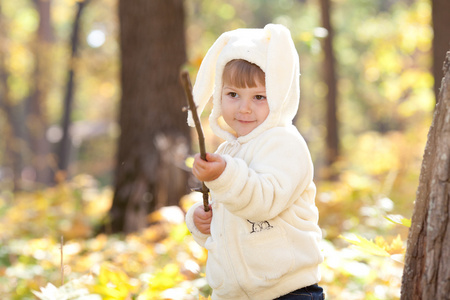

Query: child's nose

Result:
[239,99,252,113]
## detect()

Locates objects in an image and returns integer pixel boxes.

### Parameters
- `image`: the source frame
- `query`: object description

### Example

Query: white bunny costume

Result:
[185,24,323,300]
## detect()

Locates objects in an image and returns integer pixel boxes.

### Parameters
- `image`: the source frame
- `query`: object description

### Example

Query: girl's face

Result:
[221,79,269,137]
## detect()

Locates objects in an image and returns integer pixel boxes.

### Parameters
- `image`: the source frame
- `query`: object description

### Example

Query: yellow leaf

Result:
[374,236,389,250]
[92,262,138,299]
[340,234,390,257]
[185,156,194,169]
[147,263,185,292]
[386,234,406,255]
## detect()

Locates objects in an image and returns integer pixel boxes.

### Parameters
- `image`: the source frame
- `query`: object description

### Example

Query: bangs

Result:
[222,59,265,88]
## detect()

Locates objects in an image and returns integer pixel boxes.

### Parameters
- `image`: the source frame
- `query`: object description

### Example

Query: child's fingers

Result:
[193,156,207,174]
[194,153,208,168]
[193,205,213,235]
[195,205,213,220]
[193,152,225,182]
[205,153,222,162]
[200,210,213,220]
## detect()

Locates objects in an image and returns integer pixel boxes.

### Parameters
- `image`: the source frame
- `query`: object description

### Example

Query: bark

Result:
[431,0,450,103]
[401,50,450,299]
[110,0,190,233]
[319,0,339,169]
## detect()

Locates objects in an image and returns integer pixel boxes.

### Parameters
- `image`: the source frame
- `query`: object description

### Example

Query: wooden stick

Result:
[180,71,210,212]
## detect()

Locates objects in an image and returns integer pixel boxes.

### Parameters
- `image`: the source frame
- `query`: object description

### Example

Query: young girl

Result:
[185,24,324,300]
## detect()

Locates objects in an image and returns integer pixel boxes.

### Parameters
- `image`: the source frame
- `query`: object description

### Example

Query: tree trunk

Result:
[319,0,339,170]
[26,0,54,185]
[0,3,23,191]
[401,50,450,299]
[57,1,88,176]
[110,0,190,234]
[431,0,450,103]
[34,0,54,43]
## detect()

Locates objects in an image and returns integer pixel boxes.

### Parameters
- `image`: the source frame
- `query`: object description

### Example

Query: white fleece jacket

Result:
[185,24,323,300]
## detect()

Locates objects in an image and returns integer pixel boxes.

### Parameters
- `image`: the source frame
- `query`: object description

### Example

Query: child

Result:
[185,24,324,300]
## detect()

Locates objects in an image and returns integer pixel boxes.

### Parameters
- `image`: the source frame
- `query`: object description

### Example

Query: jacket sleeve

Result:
[206,129,314,221]
[185,201,210,247]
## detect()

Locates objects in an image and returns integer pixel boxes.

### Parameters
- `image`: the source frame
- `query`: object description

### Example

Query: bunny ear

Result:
[264,24,300,123]
[187,32,231,127]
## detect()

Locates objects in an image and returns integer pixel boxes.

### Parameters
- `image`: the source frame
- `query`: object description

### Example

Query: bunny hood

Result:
[188,24,300,143]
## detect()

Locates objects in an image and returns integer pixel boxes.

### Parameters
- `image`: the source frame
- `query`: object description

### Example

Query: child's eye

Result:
[255,95,266,100]
[228,92,238,98]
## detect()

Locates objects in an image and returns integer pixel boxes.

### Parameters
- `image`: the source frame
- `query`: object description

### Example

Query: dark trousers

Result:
[274,284,324,300]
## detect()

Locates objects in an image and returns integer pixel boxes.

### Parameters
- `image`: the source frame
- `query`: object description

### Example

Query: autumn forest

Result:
[0,0,449,299]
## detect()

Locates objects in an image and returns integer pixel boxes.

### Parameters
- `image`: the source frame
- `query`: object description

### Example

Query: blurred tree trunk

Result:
[401,50,450,299]
[34,0,54,42]
[1,0,54,189]
[110,0,190,233]
[57,1,88,177]
[0,64,23,192]
[26,0,54,185]
[319,0,339,172]
[431,0,450,103]
[0,3,22,191]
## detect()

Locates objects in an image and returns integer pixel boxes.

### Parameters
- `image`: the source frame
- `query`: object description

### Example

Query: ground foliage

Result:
[0,159,417,299]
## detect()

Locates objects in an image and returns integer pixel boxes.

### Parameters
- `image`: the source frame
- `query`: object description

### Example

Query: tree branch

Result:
[180,71,210,212]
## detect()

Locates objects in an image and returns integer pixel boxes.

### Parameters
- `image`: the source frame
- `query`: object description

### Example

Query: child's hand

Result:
[192,153,226,182]
[193,205,213,234]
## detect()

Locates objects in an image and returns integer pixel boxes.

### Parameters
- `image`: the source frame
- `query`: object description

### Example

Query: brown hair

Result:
[222,59,265,88]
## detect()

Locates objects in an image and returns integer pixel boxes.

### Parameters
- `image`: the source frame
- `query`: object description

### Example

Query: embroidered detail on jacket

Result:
[247,220,273,233]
